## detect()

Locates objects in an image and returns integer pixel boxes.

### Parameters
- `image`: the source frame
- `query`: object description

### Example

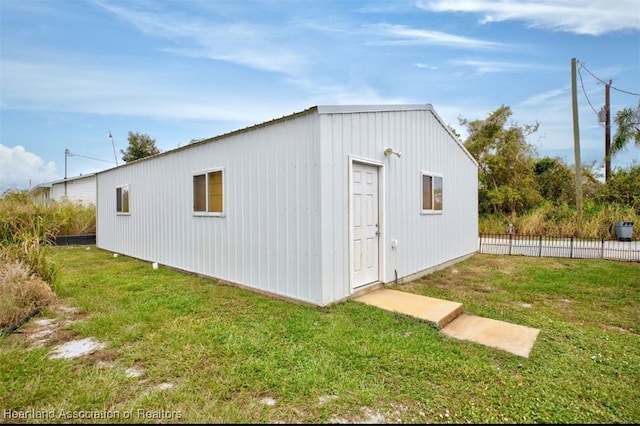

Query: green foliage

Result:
[465,105,635,231]
[120,131,160,163]
[534,157,574,204]
[446,124,462,142]
[580,161,604,201]
[462,105,541,214]
[612,100,640,155]
[598,164,640,213]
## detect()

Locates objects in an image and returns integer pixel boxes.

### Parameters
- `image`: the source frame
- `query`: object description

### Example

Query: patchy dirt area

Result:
[14,302,118,362]
[16,302,90,353]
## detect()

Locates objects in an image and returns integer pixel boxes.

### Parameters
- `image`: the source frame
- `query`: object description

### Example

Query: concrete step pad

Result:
[353,289,463,329]
[442,313,540,358]
[353,288,540,358]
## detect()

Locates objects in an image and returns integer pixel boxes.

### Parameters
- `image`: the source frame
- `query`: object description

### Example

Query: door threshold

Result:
[351,281,384,298]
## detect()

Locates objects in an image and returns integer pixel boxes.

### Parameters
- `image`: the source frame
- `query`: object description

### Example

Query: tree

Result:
[447,124,462,142]
[461,105,542,215]
[599,163,640,212]
[534,157,575,205]
[120,132,160,163]
[533,157,603,206]
[612,100,640,155]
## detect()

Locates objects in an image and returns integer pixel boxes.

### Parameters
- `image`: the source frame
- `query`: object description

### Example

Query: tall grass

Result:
[50,201,96,236]
[480,201,638,238]
[1,192,56,284]
[0,190,96,285]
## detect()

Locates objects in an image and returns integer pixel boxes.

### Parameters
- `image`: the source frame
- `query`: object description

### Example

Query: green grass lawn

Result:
[1,246,639,423]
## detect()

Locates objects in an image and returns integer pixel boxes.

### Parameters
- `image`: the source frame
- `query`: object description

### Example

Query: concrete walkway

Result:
[354,289,540,358]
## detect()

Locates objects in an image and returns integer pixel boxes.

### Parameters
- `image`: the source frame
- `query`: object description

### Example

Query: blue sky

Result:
[1,0,639,192]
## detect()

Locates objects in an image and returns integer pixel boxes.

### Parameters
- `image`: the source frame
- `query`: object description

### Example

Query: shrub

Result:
[0,257,56,330]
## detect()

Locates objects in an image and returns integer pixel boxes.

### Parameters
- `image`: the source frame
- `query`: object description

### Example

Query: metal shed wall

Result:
[96,112,324,305]
[51,175,97,205]
[317,106,478,305]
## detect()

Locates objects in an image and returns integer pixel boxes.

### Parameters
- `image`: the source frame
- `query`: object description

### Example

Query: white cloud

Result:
[0,145,58,191]
[93,0,307,75]
[452,59,559,74]
[287,78,410,105]
[418,0,640,35]
[368,23,504,49]
[415,63,439,70]
[520,87,568,106]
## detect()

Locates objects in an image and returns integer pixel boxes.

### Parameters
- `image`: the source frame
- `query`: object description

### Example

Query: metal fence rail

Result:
[479,233,640,262]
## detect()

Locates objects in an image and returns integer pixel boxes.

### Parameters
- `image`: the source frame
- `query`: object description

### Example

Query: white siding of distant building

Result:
[51,175,96,205]
[29,186,51,205]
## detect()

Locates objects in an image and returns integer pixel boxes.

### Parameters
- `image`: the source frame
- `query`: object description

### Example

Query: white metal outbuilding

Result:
[29,173,97,206]
[96,105,478,306]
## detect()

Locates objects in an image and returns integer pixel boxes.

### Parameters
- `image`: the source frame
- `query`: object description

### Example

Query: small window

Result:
[421,173,442,213]
[116,185,130,214]
[193,169,224,215]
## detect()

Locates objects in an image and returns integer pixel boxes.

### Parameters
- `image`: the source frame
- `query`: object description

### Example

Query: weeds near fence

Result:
[479,201,638,239]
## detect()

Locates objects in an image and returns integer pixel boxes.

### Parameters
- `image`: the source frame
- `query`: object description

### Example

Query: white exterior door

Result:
[352,162,379,288]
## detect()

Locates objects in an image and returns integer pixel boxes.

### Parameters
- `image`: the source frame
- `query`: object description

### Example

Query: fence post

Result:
[570,236,574,259]
[601,238,604,259]
[479,234,483,253]
[538,235,542,257]
[509,233,513,256]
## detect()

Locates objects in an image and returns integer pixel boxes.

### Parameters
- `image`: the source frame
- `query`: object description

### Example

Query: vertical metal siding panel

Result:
[319,113,345,304]
[330,110,345,300]
[302,116,321,303]
[51,183,64,201]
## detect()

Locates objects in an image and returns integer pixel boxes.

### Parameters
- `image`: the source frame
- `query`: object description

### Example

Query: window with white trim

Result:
[116,185,130,214]
[193,169,224,215]
[421,172,442,213]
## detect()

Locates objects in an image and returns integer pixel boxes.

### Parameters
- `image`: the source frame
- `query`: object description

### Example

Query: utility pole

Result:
[604,79,612,182]
[571,58,583,227]
[64,148,70,196]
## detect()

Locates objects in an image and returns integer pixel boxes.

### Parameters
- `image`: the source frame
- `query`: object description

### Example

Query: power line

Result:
[67,151,116,164]
[577,65,602,124]
[577,60,640,96]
